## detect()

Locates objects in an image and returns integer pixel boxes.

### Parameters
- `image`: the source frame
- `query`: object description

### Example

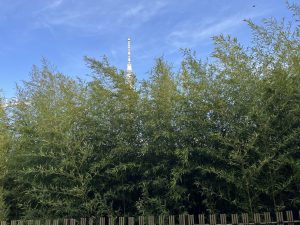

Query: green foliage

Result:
[0,95,10,219]
[0,4,299,219]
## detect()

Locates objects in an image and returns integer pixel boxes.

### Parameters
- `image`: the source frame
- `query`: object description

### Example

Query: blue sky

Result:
[0,0,294,98]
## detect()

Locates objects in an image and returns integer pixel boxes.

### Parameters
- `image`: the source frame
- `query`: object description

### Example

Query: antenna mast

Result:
[126,37,133,87]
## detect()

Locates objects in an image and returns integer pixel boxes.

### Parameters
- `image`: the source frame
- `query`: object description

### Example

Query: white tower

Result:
[126,37,134,87]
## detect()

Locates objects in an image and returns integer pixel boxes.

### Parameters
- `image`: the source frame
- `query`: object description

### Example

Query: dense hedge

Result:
[0,4,299,219]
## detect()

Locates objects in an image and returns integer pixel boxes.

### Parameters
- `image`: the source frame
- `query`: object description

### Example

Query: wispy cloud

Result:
[42,0,64,10]
[32,2,107,35]
[35,0,64,14]
[30,0,168,36]
[124,4,144,17]
[167,10,269,49]
[49,0,63,9]
[119,0,168,27]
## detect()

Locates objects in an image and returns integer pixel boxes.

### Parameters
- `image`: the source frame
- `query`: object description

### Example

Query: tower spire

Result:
[126,37,133,87]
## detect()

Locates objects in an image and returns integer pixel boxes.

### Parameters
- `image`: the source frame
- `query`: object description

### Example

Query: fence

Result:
[1,210,300,225]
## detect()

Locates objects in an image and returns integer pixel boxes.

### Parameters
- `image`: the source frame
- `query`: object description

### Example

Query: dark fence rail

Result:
[2,210,300,225]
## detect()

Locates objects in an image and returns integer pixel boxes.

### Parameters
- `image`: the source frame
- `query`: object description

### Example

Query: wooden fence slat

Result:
[287,211,294,225]
[90,218,95,225]
[179,215,186,225]
[242,213,249,225]
[209,214,216,225]
[231,214,238,225]
[158,216,164,225]
[53,220,59,225]
[264,212,271,225]
[11,221,16,225]
[1,221,7,225]
[119,217,125,225]
[168,216,175,225]
[99,218,105,225]
[109,218,115,225]
[46,220,51,225]
[138,217,144,225]
[148,216,154,225]
[188,215,194,225]
[81,218,87,225]
[220,214,226,225]
[276,212,284,224]
[198,214,205,225]
[34,220,40,225]
[128,217,134,225]
[64,219,69,225]
[254,213,261,224]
